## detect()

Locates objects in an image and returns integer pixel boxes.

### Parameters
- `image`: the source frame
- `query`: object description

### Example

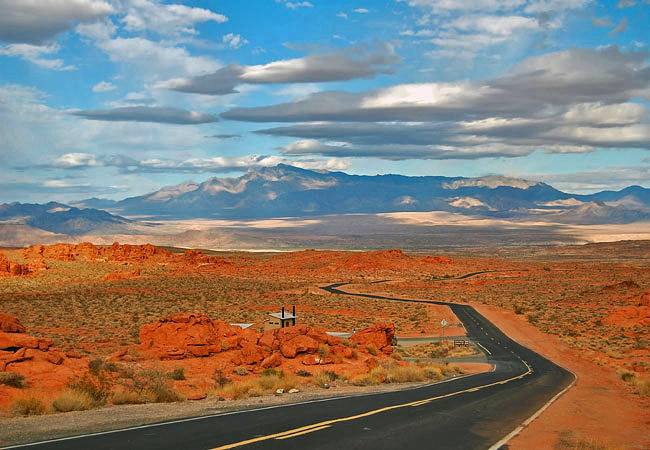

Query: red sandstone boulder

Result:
[349,323,395,351]
[240,344,265,365]
[280,335,318,358]
[260,352,282,368]
[0,313,27,333]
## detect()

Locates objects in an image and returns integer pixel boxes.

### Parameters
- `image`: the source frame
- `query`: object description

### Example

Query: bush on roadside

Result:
[9,397,46,417]
[0,372,25,388]
[52,389,92,412]
[167,367,185,381]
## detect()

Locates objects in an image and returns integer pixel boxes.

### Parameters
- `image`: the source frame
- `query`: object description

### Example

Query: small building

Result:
[266,306,297,329]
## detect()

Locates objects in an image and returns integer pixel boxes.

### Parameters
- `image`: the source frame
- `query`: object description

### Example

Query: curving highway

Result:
[5,281,575,450]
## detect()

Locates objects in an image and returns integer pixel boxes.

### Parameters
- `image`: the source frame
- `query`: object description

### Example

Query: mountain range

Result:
[1,165,648,243]
[76,164,649,221]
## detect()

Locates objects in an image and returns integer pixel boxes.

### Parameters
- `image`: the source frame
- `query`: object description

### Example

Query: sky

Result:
[0,0,649,203]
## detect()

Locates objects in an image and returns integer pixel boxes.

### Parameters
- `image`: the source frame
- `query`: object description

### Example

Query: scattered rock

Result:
[275,388,284,394]
[0,313,27,333]
[187,393,207,401]
[288,388,299,394]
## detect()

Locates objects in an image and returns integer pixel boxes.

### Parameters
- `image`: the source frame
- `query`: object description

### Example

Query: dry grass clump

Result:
[110,388,143,405]
[52,389,92,412]
[9,396,46,417]
[616,368,650,397]
[0,372,26,388]
[350,361,458,386]
[396,342,478,359]
[312,370,340,387]
[214,369,301,400]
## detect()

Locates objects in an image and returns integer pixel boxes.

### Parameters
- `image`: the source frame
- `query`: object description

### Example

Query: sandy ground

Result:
[470,302,650,449]
[0,363,491,447]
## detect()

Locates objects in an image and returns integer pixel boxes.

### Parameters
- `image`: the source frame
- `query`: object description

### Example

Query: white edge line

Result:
[487,368,578,450]
[1,372,481,449]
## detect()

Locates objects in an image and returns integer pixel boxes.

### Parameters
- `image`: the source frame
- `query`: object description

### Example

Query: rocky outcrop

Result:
[349,322,395,354]
[101,268,141,281]
[0,314,68,372]
[138,313,388,369]
[423,255,453,264]
[0,313,27,333]
[0,253,31,277]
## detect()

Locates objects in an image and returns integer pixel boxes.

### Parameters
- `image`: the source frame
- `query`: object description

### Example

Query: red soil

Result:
[470,302,650,449]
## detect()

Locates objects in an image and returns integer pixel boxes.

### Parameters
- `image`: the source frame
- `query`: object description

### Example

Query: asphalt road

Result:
[8,282,574,450]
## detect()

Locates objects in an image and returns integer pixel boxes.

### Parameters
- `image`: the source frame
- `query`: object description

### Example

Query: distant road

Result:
[8,280,573,450]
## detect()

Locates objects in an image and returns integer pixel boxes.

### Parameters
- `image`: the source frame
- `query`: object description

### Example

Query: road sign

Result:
[441,319,447,327]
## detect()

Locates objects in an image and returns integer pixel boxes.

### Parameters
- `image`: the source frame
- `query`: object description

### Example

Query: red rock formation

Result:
[101,268,141,281]
[0,313,27,333]
[0,253,31,277]
[349,322,395,351]
[423,255,453,264]
[138,313,393,370]
[0,314,70,373]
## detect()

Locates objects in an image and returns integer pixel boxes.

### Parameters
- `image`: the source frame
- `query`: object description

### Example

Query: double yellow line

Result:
[211,360,532,449]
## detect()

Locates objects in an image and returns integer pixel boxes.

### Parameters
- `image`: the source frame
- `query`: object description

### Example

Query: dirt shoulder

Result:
[470,302,650,449]
[0,364,491,448]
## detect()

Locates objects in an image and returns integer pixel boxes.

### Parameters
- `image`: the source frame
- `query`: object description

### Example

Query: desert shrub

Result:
[617,368,636,382]
[261,368,280,377]
[10,397,46,417]
[119,368,180,403]
[365,345,378,356]
[234,366,249,376]
[52,389,92,412]
[110,389,143,405]
[317,344,330,359]
[635,377,650,397]
[312,370,339,387]
[296,369,312,377]
[68,373,111,407]
[213,369,232,387]
[0,372,25,388]
[167,367,185,381]
[513,304,525,315]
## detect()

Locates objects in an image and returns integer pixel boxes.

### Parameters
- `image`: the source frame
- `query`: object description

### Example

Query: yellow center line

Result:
[210,361,533,449]
[275,425,331,440]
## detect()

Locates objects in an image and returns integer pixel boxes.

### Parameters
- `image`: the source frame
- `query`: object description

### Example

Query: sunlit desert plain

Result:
[0,240,648,448]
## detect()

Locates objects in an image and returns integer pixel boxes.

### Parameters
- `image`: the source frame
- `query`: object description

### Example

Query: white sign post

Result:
[441,319,447,343]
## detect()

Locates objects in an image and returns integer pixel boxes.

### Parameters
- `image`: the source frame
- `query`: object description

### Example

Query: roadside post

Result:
[441,319,447,344]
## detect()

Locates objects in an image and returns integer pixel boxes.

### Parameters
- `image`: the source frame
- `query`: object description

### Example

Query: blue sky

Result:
[0,0,648,203]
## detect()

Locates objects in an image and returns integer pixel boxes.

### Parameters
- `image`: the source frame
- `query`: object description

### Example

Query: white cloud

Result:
[44,152,350,173]
[354,8,370,13]
[223,33,248,49]
[0,0,113,44]
[397,0,525,12]
[92,81,117,92]
[120,0,227,36]
[337,12,348,19]
[0,43,75,70]
[277,1,313,9]
[159,43,398,95]
[0,84,214,166]
[449,15,541,36]
[97,36,221,80]
[524,0,591,13]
